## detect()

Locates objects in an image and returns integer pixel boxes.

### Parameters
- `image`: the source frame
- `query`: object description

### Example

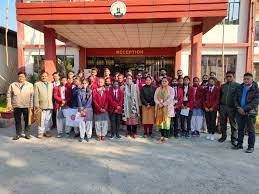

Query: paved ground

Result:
[0,126,259,194]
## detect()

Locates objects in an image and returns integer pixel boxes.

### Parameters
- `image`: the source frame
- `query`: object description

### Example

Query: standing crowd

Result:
[7,67,259,153]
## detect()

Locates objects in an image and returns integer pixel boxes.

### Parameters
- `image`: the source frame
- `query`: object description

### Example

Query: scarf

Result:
[123,83,139,121]
[155,86,168,125]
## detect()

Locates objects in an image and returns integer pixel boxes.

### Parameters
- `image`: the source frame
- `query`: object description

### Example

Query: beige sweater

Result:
[34,81,53,110]
[7,81,34,108]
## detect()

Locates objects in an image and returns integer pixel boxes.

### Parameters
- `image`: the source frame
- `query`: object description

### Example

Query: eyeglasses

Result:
[226,75,233,78]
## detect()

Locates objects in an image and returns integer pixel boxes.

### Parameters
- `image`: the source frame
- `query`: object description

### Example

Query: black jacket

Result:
[140,85,156,106]
[234,82,259,115]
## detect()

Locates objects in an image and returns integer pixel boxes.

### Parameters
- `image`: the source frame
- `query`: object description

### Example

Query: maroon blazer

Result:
[93,88,109,114]
[134,79,146,90]
[108,88,124,114]
[204,86,220,111]
[53,85,71,111]
[193,86,203,109]
[177,86,195,110]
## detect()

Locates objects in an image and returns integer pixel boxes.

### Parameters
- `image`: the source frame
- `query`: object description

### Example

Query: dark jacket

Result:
[71,86,81,108]
[234,83,259,115]
[140,85,156,106]
[77,88,92,109]
[220,81,239,108]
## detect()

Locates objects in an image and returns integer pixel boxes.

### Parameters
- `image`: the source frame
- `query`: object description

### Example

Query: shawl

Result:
[155,86,169,125]
[123,83,139,121]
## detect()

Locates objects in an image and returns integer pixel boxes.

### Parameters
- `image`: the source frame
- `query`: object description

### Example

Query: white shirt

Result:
[60,86,66,100]
[53,81,60,87]
[209,85,215,92]
[183,85,188,101]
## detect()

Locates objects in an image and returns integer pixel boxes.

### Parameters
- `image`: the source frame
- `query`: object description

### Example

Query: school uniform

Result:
[78,88,93,140]
[191,86,204,134]
[53,85,71,135]
[173,85,183,137]
[108,87,124,138]
[93,88,109,138]
[204,85,220,135]
[180,85,194,136]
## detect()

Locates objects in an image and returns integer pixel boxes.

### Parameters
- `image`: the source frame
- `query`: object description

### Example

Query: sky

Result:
[0,0,17,31]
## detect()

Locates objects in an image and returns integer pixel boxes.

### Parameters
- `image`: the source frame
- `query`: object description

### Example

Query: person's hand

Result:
[159,103,164,108]
[100,108,105,113]
[209,108,214,112]
[117,106,121,110]
[147,104,150,108]
[114,109,118,113]
[78,107,82,112]
[205,107,209,112]
[62,100,66,106]
[238,107,245,115]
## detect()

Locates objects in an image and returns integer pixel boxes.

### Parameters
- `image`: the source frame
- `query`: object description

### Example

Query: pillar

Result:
[79,47,86,69]
[17,22,25,72]
[190,24,203,81]
[175,45,182,78]
[44,27,56,79]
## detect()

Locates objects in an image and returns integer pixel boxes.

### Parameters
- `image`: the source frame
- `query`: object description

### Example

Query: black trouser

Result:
[161,129,169,138]
[237,113,256,148]
[205,111,217,134]
[180,110,193,134]
[127,125,137,136]
[110,113,121,137]
[13,108,30,136]
[219,105,237,141]
[52,99,56,128]
[173,109,181,136]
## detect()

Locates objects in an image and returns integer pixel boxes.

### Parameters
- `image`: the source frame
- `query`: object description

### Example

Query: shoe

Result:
[232,144,243,150]
[142,134,147,138]
[43,132,52,138]
[210,135,215,141]
[218,136,227,143]
[185,133,190,138]
[85,137,89,142]
[116,135,121,139]
[101,136,105,141]
[37,133,43,139]
[56,133,63,138]
[180,132,185,138]
[25,135,31,140]
[79,138,86,143]
[196,131,200,137]
[110,135,115,139]
[245,147,254,153]
[65,133,70,138]
[126,134,131,139]
[191,131,196,136]
[149,133,154,138]
[133,134,138,139]
[206,134,211,140]
[12,135,20,140]
[96,136,101,141]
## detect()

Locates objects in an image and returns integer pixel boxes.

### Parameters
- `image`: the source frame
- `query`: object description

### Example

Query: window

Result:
[202,55,237,81]
[224,0,240,25]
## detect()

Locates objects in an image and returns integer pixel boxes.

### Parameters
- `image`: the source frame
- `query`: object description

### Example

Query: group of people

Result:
[6,67,258,153]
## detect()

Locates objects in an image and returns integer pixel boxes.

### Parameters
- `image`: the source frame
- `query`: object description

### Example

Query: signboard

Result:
[115,49,144,55]
[110,1,127,18]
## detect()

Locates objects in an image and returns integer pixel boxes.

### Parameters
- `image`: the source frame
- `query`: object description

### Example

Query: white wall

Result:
[0,45,18,94]
[24,47,80,74]
[202,0,248,44]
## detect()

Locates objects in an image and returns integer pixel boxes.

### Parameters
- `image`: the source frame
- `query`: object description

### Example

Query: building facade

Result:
[16,0,255,83]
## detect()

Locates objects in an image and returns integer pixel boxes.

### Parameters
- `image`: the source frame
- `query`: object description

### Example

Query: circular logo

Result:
[110,1,127,18]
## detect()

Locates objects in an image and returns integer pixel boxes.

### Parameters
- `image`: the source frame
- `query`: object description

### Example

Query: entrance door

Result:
[87,56,174,79]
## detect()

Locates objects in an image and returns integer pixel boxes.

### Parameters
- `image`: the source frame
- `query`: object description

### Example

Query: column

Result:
[17,22,25,72]
[44,27,56,79]
[190,24,203,81]
[175,45,182,78]
[79,46,86,69]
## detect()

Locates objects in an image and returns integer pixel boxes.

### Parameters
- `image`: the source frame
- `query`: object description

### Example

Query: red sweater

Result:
[108,88,124,114]
[204,86,220,111]
[93,88,109,114]
[53,85,71,111]
[177,86,194,110]
[193,86,204,109]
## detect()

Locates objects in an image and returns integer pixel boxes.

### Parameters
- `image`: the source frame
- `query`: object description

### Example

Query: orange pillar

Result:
[190,24,203,81]
[175,45,182,78]
[17,22,25,72]
[79,47,86,69]
[44,27,56,79]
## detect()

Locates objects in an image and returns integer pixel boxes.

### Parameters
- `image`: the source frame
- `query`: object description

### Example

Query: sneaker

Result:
[181,132,185,138]
[12,135,20,140]
[37,133,44,139]
[232,144,243,150]
[43,132,52,138]
[196,131,200,137]
[86,137,89,142]
[142,134,147,138]
[126,134,131,139]
[185,133,190,138]
[218,136,227,143]
[96,136,101,141]
[74,133,80,138]
[116,135,121,139]
[110,135,115,139]
[133,134,138,139]
[149,133,155,138]
[65,133,70,138]
[56,133,63,138]
[25,135,31,140]
[191,131,196,136]
[101,136,105,141]
[206,134,211,140]
[210,135,215,141]
[79,138,86,143]
[245,147,254,153]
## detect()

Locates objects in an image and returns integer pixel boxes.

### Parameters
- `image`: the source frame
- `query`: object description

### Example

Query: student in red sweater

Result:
[93,78,109,141]
[108,80,124,139]
[191,77,204,136]
[53,77,71,138]
[204,77,220,141]
[180,76,194,138]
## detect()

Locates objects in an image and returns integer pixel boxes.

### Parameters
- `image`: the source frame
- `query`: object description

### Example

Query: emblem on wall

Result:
[110,1,127,18]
